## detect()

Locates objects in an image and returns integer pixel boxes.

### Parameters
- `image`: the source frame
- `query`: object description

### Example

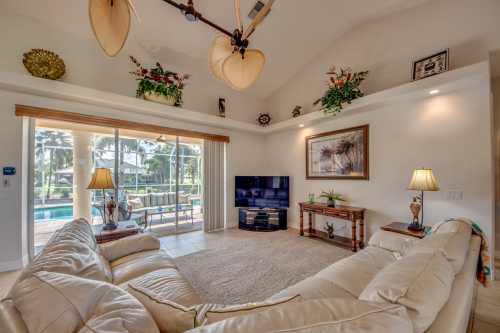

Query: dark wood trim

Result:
[305,124,369,180]
[15,104,230,143]
[298,202,366,252]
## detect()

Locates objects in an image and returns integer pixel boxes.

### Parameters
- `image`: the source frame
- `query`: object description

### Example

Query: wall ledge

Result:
[0,61,490,135]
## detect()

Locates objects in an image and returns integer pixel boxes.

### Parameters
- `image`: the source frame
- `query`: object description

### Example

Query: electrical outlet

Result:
[447,190,463,201]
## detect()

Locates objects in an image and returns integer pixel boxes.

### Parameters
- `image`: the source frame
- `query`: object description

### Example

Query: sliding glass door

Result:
[33,121,204,252]
[117,130,203,235]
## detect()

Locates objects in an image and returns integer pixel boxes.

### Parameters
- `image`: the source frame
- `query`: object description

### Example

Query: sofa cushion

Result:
[315,246,396,297]
[111,249,177,284]
[196,295,301,326]
[408,232,471,274]
[167,192,176,205]
[129,194,151,208]
[9,271,159,333]
[20,240,112,283]
[185,298,413,333]
[123,268,202,307]
[99,233,161,262]
[128,281,301,333]
[128,284,199,333]
[129,198,144,210]
[269,276,354,301]
[45,218,98,252]
[368,230,417,256]
[151,193,167,207]
[359,252,455,333]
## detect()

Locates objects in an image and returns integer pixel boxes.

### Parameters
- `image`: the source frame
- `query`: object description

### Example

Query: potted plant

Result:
[130,56,190,107]
[314,66,369,114]
[319,189,345,207]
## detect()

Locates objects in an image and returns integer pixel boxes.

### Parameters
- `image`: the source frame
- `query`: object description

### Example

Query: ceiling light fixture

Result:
[299,124,305,128]
[89,0,139,57]
[162,0,274,90]
[89,0,274,89]
[429,89,440,95]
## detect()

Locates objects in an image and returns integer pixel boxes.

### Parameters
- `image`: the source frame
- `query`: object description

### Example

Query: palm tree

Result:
[35,130,72,199]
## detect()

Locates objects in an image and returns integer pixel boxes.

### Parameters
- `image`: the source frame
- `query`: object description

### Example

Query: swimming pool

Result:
[34,205,100,221]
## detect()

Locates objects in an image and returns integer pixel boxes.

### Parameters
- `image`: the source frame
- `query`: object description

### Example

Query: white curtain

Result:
[203,140,226,232]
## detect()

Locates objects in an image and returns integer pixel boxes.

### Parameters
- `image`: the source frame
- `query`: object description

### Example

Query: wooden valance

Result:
[15,105,230,143]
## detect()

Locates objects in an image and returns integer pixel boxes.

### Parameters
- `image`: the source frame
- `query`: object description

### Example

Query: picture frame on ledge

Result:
[306,125,369,180]
[412,49,449,81]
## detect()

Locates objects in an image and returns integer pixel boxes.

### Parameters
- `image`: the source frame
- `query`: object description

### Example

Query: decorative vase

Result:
[144,91,177,106]
[327,200,336,207]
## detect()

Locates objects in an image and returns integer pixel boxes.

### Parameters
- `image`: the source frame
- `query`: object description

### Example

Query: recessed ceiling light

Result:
[429,89,440,95]
[299,124,305,128]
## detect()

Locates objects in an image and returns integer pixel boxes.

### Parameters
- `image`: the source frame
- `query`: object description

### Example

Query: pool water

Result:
[35,205,100,221]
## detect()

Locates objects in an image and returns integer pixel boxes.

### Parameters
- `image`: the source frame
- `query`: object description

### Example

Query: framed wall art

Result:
[306,125,369,180]
[412,49,449,81]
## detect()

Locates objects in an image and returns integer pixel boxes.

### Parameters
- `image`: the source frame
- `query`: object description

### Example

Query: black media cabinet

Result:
[238,208,287,231]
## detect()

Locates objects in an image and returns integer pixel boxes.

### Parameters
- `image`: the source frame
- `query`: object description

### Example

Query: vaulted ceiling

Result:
[2,0,430,99]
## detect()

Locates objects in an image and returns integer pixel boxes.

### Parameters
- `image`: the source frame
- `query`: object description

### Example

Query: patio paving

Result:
[34,209,204,251]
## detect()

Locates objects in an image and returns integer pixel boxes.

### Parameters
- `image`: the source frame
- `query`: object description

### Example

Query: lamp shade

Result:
[87,168,115,190]
[408,168,439,191]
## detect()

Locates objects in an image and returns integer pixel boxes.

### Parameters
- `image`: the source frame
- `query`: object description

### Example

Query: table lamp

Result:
[87,168,116,230]
[407,168,439,231]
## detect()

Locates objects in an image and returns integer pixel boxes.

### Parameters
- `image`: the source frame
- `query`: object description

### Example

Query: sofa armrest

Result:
[368,230,417,256]
[99,233,161,262]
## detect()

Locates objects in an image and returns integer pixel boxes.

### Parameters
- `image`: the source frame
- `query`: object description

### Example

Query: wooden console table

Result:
[299,202,366,252]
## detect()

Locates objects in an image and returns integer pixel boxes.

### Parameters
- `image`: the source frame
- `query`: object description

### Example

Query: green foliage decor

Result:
[314,66,369,114]
[130,56,190,107]
[319,189,345,202]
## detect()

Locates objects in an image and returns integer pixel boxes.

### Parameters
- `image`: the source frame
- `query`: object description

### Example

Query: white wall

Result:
[0,89,267,269]
[0,9,265,124]
[264,81,495,251]
[266,0,500,122]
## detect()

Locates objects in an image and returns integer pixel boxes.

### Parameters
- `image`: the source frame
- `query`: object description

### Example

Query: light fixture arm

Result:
[161,0,234,38]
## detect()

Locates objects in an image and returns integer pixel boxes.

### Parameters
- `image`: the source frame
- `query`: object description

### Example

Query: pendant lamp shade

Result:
[208,36,234,81]
[221,49,265,91]
[89,0,131,57]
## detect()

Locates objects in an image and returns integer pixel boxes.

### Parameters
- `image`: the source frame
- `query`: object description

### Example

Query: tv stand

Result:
[239,208,287,232]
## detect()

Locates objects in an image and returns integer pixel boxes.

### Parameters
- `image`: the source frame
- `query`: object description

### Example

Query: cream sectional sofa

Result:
[0,218,480,333]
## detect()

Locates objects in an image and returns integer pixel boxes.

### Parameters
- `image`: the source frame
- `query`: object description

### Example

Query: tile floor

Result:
[0,229,499,332]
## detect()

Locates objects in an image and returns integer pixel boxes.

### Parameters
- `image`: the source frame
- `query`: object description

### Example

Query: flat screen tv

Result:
[235,176,289,208]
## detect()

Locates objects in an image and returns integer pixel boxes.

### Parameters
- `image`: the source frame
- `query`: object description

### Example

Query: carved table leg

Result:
[351,219,357,252]
[300,208,304,236]
[308,212,313,234]
[359,217,365,249]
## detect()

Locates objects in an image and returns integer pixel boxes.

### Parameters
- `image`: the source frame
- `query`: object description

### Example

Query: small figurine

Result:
[218,98,226,118]
[107,195,117,223]
[410,196,422,225]
[324,222,335,239]
[292,106,302,118]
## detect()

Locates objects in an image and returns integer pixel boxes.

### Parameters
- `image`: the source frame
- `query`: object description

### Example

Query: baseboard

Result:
[0,258,24,272]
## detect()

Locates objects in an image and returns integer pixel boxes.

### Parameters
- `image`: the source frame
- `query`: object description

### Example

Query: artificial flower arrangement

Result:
[130,56,190,107]
[314,66,369,114]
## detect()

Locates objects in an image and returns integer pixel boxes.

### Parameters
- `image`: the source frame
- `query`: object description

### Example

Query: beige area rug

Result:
[173,229,352,304]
